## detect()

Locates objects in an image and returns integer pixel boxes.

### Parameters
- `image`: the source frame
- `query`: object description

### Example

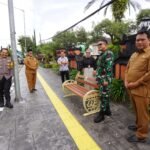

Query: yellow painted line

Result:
[37,73,101,150]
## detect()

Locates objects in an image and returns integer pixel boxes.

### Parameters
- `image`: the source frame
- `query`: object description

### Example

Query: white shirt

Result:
[57,56,69,71]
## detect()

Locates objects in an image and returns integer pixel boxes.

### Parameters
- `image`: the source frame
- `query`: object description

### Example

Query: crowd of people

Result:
[0,29,150,143]
[57,30,150,143]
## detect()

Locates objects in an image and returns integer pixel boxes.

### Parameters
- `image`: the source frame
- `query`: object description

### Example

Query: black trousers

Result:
[0,77,12,104]
[60,71,69,83]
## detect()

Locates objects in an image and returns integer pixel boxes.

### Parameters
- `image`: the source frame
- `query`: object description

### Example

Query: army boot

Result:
[104,105,112,116]
[94,111,105,123]
[0,97,4,107]
[5,102,13,108]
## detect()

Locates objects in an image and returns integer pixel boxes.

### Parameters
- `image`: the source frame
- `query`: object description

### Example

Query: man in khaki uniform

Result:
[24,49,38,93]
[0,48,13,108]
[125,30,150,143]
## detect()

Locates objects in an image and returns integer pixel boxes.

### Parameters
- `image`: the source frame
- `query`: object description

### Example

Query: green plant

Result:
[69,69,78,80]
[108,44,121,60]
[51,62,59,74]
[110,78,129,103]
[44,64,52,68]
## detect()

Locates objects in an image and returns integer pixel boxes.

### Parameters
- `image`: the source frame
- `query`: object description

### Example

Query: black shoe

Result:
[30,89,34,93]
[94,111,105,123]
[0,103,4,107]
[5,103,13,109]
[104,110,112,116]
[127,135,146,143]
[33,89,37,91]
[128,125,137,131]
[105,106,112,116]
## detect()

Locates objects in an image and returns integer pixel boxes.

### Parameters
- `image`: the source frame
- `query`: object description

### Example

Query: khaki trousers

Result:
[25,72,36,91]
[131,94,150,139]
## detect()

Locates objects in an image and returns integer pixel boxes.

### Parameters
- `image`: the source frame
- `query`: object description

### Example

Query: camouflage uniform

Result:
[96,50,114,112]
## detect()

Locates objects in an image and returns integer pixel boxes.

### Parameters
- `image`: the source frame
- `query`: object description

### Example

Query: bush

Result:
[51,63,59,74]
[44,64,52,68]
[69,69,78,80]
[110,78,129,103]
[108,44,121,60]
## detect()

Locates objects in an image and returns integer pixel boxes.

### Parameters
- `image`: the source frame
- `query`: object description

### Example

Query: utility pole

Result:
[8,0,21,101]
[22,9,27,53]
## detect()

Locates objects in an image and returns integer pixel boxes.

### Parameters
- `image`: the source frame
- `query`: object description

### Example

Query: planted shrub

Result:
[110,78,129,103]
[69,69,78,80]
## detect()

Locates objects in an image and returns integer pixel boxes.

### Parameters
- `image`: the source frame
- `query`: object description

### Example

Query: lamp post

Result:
[0,1,27,53]
[15,8,27,53]
[8,0,21,101]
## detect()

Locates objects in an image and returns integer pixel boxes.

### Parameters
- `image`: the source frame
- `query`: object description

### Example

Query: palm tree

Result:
[85,0,141,22]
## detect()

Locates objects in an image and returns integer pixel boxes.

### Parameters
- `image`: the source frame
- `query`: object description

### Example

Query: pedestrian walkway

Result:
[0,67,149,150]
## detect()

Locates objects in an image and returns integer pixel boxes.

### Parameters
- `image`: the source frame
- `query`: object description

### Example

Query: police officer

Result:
[24,48,38,93]
[94,39,114,123]
[0,48,13,108]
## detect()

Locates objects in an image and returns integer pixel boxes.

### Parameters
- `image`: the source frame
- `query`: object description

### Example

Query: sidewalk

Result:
[0,66,149,150]
[0,67,77,150]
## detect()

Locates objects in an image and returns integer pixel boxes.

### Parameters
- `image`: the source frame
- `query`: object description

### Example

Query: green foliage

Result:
[108,44,121,60]
[85,0,140,22]
[112,0,128,22]
[76,27,88,43]
[136,9,150,25]
[93,19,130,43]
[53,31,77,48]
[18,36,36,54]
[43,64,52,68]
[69,69,78,80]
[110,79,129,103]
[51,63,59,74]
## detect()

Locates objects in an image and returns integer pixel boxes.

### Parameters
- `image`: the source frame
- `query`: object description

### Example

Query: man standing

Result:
[125,30,150,143]
[82,49,96,70]
[57,51,69,83]
[0,48,13,108]
[94,39,114,123]
[24,48,38,93]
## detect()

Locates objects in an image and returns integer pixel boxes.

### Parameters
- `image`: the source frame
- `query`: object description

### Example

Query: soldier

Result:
[125,30,150,143]
[94,39,114,123]
[24,48,38,93]
[0,48,13,108]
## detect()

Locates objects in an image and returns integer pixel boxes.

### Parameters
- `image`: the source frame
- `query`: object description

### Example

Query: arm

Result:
[57,58,62,66]
[105,51,114,84]
[24,58,36,70]
[136,57,150,85]
[124,62,130,88]
[127,55,150,89]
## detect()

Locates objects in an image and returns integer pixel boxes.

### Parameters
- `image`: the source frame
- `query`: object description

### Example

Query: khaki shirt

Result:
[125,47,150,97]
[24,56,38,73]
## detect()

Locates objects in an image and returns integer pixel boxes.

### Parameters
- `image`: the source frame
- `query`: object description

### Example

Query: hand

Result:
[93,70,96,75]
[128,82,139,89]
[103,81,108,86]
[124,81,129,88]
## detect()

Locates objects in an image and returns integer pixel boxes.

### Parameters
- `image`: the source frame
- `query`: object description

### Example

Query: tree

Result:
[18,36,34,55]
[136,9,150,25]
[52,31,77,49]
[85,0,140,22]
[75,27,88,43]
[93,19,130,43]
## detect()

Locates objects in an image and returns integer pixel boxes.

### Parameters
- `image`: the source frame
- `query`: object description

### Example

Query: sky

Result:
[0,0,150,49]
